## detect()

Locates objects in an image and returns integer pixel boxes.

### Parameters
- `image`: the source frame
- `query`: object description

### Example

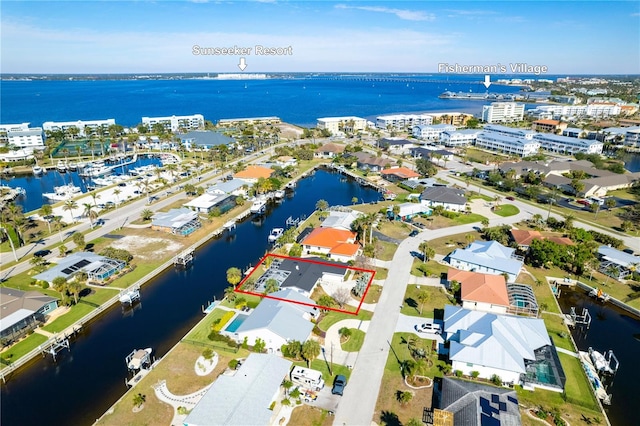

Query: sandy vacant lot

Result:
[109,235,184,260]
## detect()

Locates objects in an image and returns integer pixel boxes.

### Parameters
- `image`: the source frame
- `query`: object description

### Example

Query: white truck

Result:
[290,366,325,391]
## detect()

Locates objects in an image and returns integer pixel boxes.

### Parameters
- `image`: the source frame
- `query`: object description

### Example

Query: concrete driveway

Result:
[395,314,444,345]
[302,385,342,412]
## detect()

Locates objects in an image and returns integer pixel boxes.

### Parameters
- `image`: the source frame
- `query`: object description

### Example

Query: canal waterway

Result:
[0,168,381,426]
[558,288,640,426]
[0,155,163,214]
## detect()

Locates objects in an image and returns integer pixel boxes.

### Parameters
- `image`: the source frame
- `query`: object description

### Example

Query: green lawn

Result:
[317,309,373,332]
[363,285,383,304]
[493,204,520,217]
[376,240,398,261]
[410,259,449,279]
[42,303,96,333]
[1,333,48,365]
[183,308,229,343]
[401,285,453,319]
[373,267,388,280]
[293,358,352,384]
[452,213,488,225]
[386,332,445,378]
[541,313,573,351]
[109,261,165,289]
[341,329,365,352]
[559,353,600,410]
[377,221,412,240]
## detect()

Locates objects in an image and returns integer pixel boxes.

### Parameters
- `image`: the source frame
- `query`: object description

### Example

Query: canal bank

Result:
[0,168,382,426]
[558,287,640,426]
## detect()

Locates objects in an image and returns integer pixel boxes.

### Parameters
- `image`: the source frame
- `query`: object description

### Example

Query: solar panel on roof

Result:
[61,259,92,275]
[507,395,517,404]
[498,402,507,412]
[491,394,500,404]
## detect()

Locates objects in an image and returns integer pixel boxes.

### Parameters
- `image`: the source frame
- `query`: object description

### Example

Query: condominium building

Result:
[412,124,456,140]
[483,124,536,140]
[376,114,433,130]
[530,104,621,119]
[531,120,567,134]
[475,132,541,157]
[532,133,603,154]
[316,116,368,134]
[624,127,640,147]
[0,123,45,149]
[481,102,525,123]
[42,119,116,136]
[440,129,482,147]
[142,114,204,132]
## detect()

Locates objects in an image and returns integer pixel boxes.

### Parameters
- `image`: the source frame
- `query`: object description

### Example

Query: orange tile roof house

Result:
[510,229,574,250]
[233,165,274,182]
[448,268,510,314]
[301,228,360,262]
[380,167,420,182]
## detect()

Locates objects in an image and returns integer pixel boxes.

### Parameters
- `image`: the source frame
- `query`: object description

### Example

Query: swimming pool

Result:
[225,314,249,333]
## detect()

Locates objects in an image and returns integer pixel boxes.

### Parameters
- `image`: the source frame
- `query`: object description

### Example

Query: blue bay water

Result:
[1,75,525,128]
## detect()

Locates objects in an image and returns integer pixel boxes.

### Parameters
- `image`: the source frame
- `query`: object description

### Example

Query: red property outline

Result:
[234,253,376,315]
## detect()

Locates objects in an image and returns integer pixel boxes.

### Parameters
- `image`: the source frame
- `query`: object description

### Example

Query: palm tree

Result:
[224,285,237,302]
[301,340,321,367]
[416,289,431,315]
[465,233,474,246]
[63,199,79,223]
[83,203,98,228]
[38,204,53,234]
[605,198,616,214]
[226,267,242,287]
[141,209,154,221]
[90,192,101,207]
[563,214,575,230]
[0,227,18,262]
[52,216,64,243]
[113,188,122,208]
[52,276,68,304]
[418,241,435,263]
[132,393,146,408]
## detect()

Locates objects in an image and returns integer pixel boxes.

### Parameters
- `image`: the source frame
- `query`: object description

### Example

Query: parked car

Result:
[577,199,591,206]
[415,322,442,334]
[332,375,347,396]
[506,196,515,201]
[409,230,419,237]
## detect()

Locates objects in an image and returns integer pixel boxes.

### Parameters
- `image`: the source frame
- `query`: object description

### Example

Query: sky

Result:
[1,0,639,74]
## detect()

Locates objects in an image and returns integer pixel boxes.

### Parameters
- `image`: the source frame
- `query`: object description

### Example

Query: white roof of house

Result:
[234,288,315,342]
[320,210,362,231]
[448,240,523,278]
[151,207,198,228]
[598,245,640,268]
[184,353,292,426]
[206,179,248,195]
[390,202,431,217]
[444,305,550,374]
[183,193,226,209]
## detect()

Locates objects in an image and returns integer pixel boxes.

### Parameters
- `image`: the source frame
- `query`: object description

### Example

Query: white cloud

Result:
[335,4,435,21]
[631,12,640,17]
[0,19,456,73]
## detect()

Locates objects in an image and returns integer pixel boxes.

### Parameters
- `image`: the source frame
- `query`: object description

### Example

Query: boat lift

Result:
[119,287,141,305]
[174,248,194,268]
[564,307,591,329]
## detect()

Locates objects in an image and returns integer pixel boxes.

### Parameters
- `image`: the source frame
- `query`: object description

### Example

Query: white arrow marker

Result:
[238,57,247,71]
[483,75,491,89]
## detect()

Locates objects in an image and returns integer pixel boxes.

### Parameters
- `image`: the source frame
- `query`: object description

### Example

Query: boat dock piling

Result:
[174,248,195,267]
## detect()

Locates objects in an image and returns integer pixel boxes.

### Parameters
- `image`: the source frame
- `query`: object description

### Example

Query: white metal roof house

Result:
[444,305,565,392]
[446,240,524,282]
[151,207,201,236]
[597,245,640,280]
[184,353,292,426]
[227,288,317,353]
[183,193,236,214]
[320,210,362,231]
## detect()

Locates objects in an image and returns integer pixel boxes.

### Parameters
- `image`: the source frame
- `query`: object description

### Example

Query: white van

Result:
[290,366,325,391]
[415,322,442,334]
